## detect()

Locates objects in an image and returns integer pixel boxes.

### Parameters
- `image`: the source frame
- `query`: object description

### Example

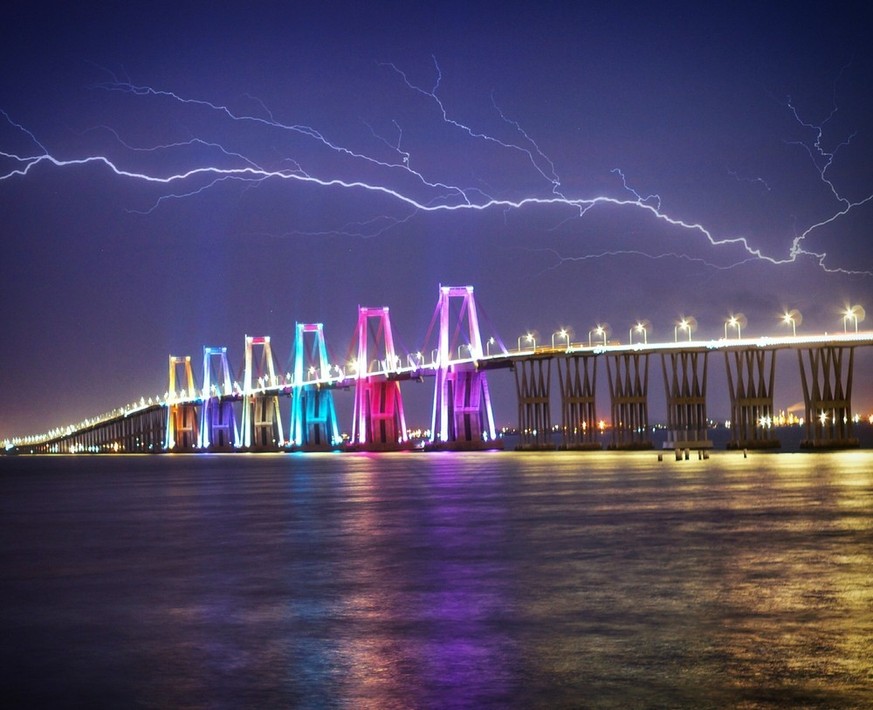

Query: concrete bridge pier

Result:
[514,356,554,450]
[661,350,712,450]
[798,345,859,449]
[558,354,601,450]
[606,352,652,450]
[724,348,780,449]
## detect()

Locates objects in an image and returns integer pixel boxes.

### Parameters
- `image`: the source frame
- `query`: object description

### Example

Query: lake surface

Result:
[1,451,872,708]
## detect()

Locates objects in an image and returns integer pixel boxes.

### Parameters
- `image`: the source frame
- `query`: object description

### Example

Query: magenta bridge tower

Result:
[289,323,341,450]
[428,285,500,450]
[349,307,410,450]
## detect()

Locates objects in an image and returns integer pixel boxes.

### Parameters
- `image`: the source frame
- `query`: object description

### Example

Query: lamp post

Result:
[725,315,741,340]
[843,305,864,333]
[552,328,570,349]
[781,311,797,337]
[630,321,648,345]
[674,318,692,342]
[588,325,606,347]
[518,333,535,352]
[486,337,495,356]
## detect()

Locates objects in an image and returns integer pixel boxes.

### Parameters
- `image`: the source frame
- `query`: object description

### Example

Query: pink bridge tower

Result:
[428,285,500,450]
[350,306,409,450]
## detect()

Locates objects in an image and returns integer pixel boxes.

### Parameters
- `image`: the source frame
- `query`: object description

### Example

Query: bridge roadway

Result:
[7,330,872,455]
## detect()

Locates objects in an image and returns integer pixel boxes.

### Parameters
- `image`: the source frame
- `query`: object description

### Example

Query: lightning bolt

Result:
[1,61,871,276]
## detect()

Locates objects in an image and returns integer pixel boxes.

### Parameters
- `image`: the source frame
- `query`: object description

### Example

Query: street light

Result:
[629,321,648,345]
[781,310,800,337]
[552,328,570,349]
[486,337,496,356]
[588,325,607,347]
[674,317,694,342]
[518,333,536,351]
[843,304,865,333]
[724,314,743,340]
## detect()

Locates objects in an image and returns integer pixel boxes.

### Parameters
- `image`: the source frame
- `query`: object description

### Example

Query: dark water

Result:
[1,451,872,708]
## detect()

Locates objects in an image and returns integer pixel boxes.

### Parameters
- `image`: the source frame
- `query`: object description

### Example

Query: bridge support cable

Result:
[428,285,499,449]
[798,345,859,449]
[724,348,780,449]
[605,353,651,450]
[165,355,199,451]
[241,336,284,450]
[199,347,239,450]
[289,323,341,450]
[350,307,410,450]
[556,354,602,450]
[660,350,712,450]
[514,357,554,450]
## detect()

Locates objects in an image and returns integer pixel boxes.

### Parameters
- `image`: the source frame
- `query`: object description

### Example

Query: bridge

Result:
[6,285,872,455]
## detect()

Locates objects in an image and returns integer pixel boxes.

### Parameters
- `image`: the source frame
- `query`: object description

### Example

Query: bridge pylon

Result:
[605,353,651,449]
[798,345,859,449]
[198,347,239,450]
[350,307,410,450]
[240,336,284,450]
[724,348,780,449]
[515,356,555,450]
[165,355,200,451]
[289,323,341,450]
[660,350,712,450]
[428,286,500,450]
[557,354,601,449]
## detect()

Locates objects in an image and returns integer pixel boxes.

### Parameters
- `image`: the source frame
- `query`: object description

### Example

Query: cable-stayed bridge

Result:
[6,286,872,455]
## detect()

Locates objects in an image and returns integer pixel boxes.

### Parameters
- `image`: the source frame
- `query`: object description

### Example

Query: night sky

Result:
[2,1,872,440]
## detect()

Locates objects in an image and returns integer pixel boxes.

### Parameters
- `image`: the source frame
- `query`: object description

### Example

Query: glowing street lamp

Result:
[588,325,606,347]
[843,304,864,333]
[724,315,742,340]
[781,310,799,337]
[674,317,694,342]
[486,337,496,356]
[630,321,648,345]
[552,328,570,349]
[518,333,536,352]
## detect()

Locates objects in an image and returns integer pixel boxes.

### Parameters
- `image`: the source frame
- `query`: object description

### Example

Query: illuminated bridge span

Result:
[6,285,872,455]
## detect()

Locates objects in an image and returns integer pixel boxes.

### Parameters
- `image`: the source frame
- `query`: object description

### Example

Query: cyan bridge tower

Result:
[289,323,340,449]
[351,307,409,449]
[429,285,498,449]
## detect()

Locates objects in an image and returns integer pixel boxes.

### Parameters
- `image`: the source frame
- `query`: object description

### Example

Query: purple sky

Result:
[2,2,872,439]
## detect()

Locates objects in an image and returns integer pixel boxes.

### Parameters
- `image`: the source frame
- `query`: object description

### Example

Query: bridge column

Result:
[350,307,410,450]
[289,324,341,450]
[514,356,554,450]
[199,347,239,451]
[606,352,652,449]
[557,354,601,449]
[165,355,200,451]
[428,286,500,450]
[798,345,859,449]
[660,350,712,450]
[240,336,284,450]
[724,348,780,449]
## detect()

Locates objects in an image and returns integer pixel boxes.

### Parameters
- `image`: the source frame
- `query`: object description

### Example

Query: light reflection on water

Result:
[1,451,872,707]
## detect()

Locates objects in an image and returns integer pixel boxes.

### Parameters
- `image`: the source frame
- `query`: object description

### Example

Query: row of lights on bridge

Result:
[515,304,866,350]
